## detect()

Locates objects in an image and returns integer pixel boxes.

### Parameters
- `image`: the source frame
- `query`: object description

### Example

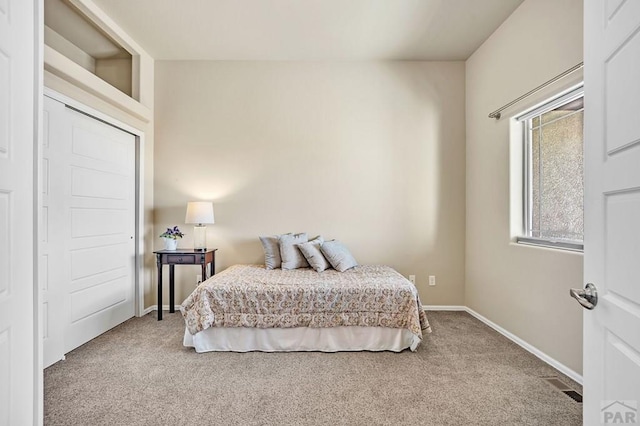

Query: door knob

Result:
[569,283,598,310]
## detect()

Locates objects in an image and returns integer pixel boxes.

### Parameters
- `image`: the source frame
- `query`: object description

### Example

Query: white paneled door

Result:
[0,0,37,424]
[42,97,65,368]
[583,0,640,424]
[43,96,136,366]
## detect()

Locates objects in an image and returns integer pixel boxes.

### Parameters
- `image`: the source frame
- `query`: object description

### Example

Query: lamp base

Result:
[193,225,207,251]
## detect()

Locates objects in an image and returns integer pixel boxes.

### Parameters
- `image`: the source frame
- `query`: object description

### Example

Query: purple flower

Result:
[159,226,185,239]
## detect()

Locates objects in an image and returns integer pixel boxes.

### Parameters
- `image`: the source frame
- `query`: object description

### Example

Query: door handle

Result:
[569,283,598,310]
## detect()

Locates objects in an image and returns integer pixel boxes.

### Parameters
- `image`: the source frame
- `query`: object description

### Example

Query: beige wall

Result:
[465,0,584,374]
[154,61,466,305]
[95,58,133,96]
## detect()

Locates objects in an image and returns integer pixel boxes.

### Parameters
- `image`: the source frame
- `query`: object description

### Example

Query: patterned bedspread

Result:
[181,264,431,343]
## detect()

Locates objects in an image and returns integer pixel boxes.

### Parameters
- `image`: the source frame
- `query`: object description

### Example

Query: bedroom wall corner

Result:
[154,61,466,308]
[464,0,584,374]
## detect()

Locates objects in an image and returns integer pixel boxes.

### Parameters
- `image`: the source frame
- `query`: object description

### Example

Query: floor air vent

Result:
[541,376,583,403]
[562,390,583,403]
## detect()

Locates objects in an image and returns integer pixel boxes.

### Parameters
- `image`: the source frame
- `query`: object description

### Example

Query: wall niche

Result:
[45,0,134,97]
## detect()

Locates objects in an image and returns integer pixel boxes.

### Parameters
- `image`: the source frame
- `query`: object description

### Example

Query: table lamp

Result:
[185,201,215,251]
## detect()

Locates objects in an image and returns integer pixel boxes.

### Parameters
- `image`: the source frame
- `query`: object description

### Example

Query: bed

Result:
[181,264,431,353]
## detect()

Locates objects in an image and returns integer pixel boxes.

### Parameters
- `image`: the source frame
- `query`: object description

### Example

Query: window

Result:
[517,87,584,251]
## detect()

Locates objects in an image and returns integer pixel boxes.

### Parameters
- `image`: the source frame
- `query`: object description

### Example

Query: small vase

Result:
[163,238,178,250]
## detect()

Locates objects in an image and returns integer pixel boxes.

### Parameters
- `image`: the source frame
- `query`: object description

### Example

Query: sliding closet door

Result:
[43,96,136,365]
[42,97,67,367]
[64,104,136,352]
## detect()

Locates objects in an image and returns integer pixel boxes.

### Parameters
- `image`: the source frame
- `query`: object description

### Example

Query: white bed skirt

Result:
[183,326,421,353]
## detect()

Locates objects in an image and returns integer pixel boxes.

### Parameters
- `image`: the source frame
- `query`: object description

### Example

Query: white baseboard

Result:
[424,305,583,385]
[140,305,182,316]
[423,305,466,311]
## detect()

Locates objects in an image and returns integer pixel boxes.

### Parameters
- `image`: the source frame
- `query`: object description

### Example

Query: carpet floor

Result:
[44,311,582,425]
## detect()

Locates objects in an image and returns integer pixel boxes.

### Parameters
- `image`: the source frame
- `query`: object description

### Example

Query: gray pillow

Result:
[279,233,310,270]
[259,235,282,269]
[320,240,358,272]
[297,236,331,272]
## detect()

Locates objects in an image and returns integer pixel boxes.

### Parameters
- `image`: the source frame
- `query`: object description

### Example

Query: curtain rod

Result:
[488,62,583,120]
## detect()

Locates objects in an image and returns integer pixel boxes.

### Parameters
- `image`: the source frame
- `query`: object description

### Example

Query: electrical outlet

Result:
[429,275,436,286]
[196,274,202,284]
[408,275,416,285]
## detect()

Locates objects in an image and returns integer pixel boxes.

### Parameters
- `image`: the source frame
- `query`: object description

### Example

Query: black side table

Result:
[153,249,217,320]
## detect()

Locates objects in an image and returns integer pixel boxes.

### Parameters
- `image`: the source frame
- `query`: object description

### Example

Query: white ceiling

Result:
[90,0,524,61]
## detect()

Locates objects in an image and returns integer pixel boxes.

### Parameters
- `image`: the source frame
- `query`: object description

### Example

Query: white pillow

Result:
[320,240,358,272]
[259,235,282,269]
[297,236,331,272]
[279,233,310,270]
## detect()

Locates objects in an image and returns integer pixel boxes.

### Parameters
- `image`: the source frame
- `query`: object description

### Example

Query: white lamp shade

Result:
[185,201,215,225]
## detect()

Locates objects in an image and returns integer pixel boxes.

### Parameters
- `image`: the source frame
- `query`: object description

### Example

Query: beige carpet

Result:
[44,311,582,425]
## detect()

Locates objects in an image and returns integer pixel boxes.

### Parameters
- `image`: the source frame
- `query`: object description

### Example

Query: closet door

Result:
[43,96,136,365]
[42,97,67,368]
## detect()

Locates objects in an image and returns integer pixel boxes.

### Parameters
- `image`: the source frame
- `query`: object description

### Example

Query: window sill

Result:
[516,237,583,253]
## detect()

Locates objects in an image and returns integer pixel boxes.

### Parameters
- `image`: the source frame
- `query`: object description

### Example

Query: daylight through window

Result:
[518,87,584,251]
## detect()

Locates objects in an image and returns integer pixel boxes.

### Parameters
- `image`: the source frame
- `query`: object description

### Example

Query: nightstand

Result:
[153,249,217,320]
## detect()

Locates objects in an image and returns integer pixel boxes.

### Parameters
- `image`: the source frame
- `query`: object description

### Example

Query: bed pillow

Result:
[259,235,282,269]
[320,240,358,272]
[297,236,331,272]
[279,233,310,270]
